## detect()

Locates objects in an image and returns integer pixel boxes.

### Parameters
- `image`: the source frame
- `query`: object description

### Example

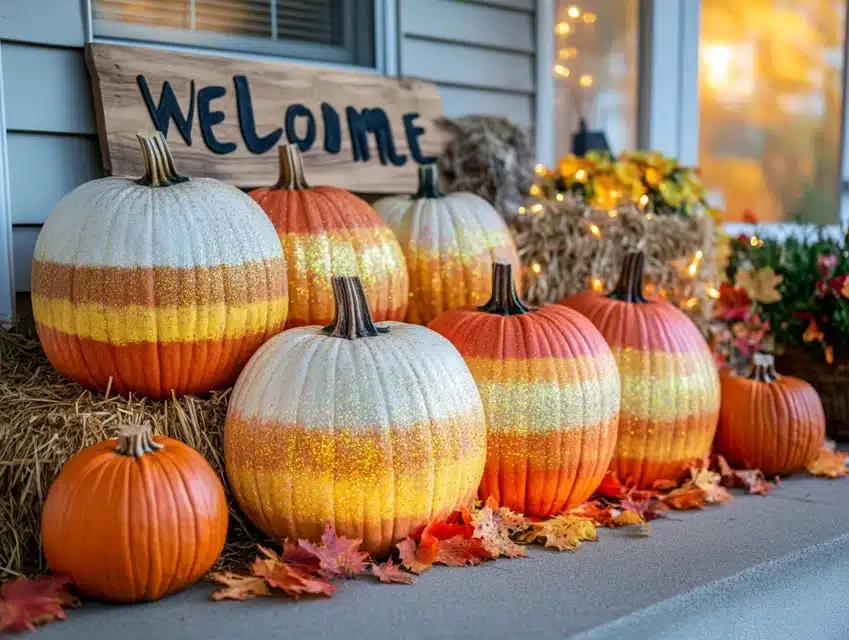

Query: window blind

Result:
[94,0,344,46]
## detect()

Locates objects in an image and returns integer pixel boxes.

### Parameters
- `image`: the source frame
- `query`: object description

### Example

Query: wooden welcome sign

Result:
[85,43,444,192]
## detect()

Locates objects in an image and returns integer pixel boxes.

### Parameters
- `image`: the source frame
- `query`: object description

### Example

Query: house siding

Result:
[0,0,538,301]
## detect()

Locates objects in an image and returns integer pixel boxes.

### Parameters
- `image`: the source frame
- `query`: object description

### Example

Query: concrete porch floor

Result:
[35,476,849,640]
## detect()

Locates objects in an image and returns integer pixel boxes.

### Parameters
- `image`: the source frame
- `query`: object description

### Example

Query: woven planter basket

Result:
[775,347,849,442]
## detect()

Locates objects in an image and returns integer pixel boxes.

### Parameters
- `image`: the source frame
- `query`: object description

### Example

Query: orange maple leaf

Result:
[471,500,528,559]
[650,478,679,492]
[570,500,616,527]
[689,467,733,504]
[663,486,709,510]
[396,537,436,575]
[807,447,849,478]
[298,524,370,579]
[370,559,414,585]
[520,515,598,551]
[0,575,79,633]
[434,536,491,567]
[613,509,651,535]
[252,546,336,599]
[210,572,272,601]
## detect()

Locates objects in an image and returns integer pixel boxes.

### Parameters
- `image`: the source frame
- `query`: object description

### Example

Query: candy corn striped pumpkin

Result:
[373,165,519,325]
[31,130,288,399]
[224,275,486,556]
[561,251,720,488]
[249,145,408,328]
[429,262,620,516]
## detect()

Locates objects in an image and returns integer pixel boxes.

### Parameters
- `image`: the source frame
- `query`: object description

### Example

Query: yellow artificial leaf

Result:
[735,267,783,304]
[519,515,598,551]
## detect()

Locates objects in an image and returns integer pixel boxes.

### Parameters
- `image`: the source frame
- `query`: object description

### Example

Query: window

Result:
[699,1,846,224]
[552,0,640,157]
[92,0,376,67]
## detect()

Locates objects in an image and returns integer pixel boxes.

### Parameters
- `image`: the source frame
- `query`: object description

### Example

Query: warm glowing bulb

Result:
[567,5,581,18]
[685,297,698,309]
[554,64,571,77]
[646,213,654,220]
[750,236,759,247]
[556,22,571,34]
[555,193,565,202]
[575,169,587,181]
[688,263,698,276]
[589,223,601,237]
[582,11,596,23]
[530,184,541,196]
[534,163,546,175]
[518,206,526,215]
[707,287,720,299]
[608,209,618,218]
[531,262,542,274]
[591,278,604,292]
[531,203,544,213]
[639,194,649,207]
[579,74,594,87]
[695,250,704,260]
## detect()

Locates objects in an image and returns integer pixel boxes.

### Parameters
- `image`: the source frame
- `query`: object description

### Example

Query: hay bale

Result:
[0,329,266,579]
[437,115,535,221]
[510,195,718,328]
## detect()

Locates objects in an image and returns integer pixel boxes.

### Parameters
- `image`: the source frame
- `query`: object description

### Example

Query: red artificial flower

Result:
[815,279,829,297]
[818,254,839,277]
[742,209,759,224]
[829,274,849,295]
[736,234,750,245]
[715,282,752,322]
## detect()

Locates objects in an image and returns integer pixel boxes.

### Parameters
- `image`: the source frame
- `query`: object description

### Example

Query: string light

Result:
[695,250,703,260]
[555,193,565,201]
[608,209,618,217]
[531,262,542,274]
[531,203,544,213]
[688,262,698,277]
[567,5,581,18]
[684,297,698,309]
[559,47,577,59]
[646,213,654,220]
[589,223,601,237]
[518,206,526,215]
[582,11,596,23]
[554,64,571,78]
[639,194,649,207]
[591,278,604,292]
[707,287,720,299]
[556,22,571,34]
[530,184,542,196]
[575,169,587,181]
[534,164,546,175]
[750,236,759,247]
[579,74,594,87]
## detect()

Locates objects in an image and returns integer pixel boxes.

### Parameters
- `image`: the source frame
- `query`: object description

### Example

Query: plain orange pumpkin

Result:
[41,425,228,603]
[428,262,620,516]
[249,144,408,328]
[560,250,720,487]
[716,352,825,475]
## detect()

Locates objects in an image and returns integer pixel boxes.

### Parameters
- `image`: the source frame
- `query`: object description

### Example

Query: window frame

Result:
[89,0,378,69]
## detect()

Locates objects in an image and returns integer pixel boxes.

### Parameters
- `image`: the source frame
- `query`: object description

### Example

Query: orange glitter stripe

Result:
[37,323,281,399]
[31,259,287,307]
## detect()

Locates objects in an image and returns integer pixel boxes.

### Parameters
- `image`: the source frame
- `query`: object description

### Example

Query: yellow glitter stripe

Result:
[228,463,483,526]
[465,354,618,384]
[476,374,620,433]
[619,371,720,422]
[612,347,717,377]
[31,295,288,344]
[282,228,406,279]
[407,228,516,260]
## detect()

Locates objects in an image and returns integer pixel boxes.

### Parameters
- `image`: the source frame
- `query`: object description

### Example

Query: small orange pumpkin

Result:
[41,425,228,603]
[560,250,720,487]
[716,352,825,475]
[249,145,408,328]
[429,262,620,516]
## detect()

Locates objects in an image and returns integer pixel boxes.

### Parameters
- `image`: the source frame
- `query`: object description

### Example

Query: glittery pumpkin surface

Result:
[374,192,520,325]
[224,322,487,556]
[562,292,720,487]
[250,186,408,328]
[31,177,288,399]
[429,303,620,516]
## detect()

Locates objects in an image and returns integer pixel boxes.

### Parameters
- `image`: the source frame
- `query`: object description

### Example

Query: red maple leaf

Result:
[252,546,336,599]
[370,559,414,585]
[434,536,490,567]
[714,454,775,495]
[593,473,625,500]
[281,540,322,570]
[298,524,370,579]
[0,575,80,632]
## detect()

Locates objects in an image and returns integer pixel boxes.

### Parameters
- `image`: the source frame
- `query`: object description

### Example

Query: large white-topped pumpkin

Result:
[31,130,288,399]
[224,275,487,556]
[373,165,519,325]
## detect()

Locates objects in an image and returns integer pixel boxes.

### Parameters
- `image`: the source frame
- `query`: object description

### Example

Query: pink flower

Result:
[819,254,838,277]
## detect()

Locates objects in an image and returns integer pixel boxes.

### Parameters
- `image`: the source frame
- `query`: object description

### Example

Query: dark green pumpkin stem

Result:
[272,144,310,190]
[747,352,779,383]
[115,424,163,457]
[135,129,189,188]
[609,250,647,303]
[413,164,445,199]
[322,275,388,339]
[478,262,534,316]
